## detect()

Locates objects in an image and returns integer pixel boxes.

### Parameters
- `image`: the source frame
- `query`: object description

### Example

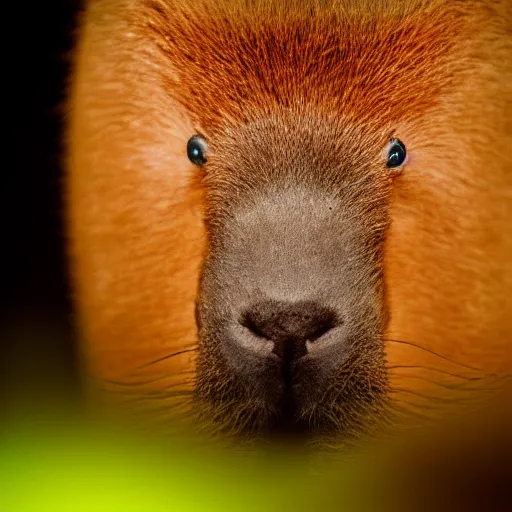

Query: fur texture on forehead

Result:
[129,0,481,133]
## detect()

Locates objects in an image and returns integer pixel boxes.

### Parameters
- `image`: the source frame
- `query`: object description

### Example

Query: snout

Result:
[195,186,387,434]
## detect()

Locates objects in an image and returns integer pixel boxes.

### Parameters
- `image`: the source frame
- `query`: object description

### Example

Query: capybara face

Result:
[195,116,394,437]
[68,0,512,444]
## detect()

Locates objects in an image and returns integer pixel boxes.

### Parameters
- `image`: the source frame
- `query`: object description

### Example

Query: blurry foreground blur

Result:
[3,385,511,512]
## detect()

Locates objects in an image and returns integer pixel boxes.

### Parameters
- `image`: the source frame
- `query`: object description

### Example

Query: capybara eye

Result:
[386,138,407,168]
[187,134,208,165]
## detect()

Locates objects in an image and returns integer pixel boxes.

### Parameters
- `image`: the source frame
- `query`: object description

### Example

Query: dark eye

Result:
[386,138,407,168]
[187,134,208,165]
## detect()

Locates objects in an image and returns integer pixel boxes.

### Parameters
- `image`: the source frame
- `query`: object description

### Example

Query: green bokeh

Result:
[2,417,361,512]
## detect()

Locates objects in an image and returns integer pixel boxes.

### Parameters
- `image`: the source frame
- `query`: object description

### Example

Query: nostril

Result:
[239,300,340,350]
[308,318,337,343]
[240,314,270,340]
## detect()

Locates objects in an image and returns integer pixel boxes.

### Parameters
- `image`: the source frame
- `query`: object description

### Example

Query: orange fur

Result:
[67,0,511,435]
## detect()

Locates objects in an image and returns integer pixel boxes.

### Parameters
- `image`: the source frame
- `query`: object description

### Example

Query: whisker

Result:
[386,364,491,381]
[386,374,494,390]
[384,338,490,373]
[111,396,194,423]
[389,375,486,389]
[389,387,465,403]
[104,370,196,388]
[104,377,170,387]
[138,347,198,369]
[104,387,195,404]
[389,386,498,409]
[134,399,194,413]
[388,398,437,411]
[386,402,437,421]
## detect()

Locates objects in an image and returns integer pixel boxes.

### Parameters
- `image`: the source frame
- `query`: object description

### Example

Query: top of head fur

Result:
[132,0,481,135]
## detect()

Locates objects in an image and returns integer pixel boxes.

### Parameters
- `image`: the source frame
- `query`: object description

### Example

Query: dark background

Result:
[8,1,83,412]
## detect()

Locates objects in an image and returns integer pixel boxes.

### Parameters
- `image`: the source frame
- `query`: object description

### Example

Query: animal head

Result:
[68,0,512,445]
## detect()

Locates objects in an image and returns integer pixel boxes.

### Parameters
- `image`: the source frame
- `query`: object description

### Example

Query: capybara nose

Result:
[240,300,339,360]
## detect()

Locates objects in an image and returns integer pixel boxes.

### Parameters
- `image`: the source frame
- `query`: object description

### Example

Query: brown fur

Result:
[67,0,512,444]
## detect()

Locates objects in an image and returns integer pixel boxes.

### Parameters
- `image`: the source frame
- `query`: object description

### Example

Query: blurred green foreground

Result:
[3,398,509,512]
[2,413,369,512]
